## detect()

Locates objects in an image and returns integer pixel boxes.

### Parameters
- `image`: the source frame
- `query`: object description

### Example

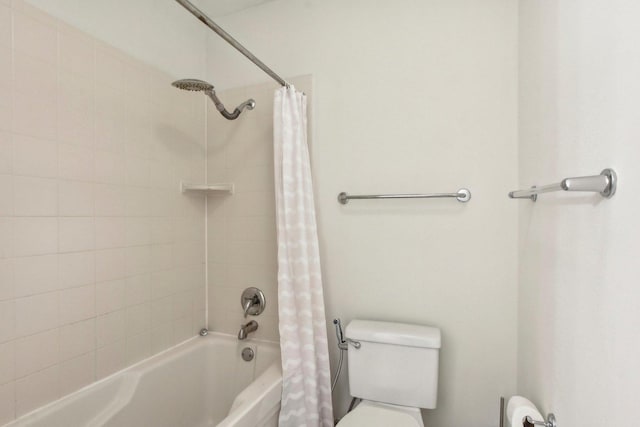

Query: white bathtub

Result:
[3,333,282,427]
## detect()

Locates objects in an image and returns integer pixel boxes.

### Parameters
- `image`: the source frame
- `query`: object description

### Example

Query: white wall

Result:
[518,0,640,424]
[207,1,519,426]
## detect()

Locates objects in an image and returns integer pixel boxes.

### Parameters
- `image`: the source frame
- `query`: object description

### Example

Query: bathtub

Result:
[4,333,282,427]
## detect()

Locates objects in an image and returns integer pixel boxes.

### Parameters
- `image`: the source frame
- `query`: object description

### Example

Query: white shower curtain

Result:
[273,86,333,427]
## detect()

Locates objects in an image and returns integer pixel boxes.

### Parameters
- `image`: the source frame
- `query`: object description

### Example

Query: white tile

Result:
[58,352,94,396]
[58,217,94,253]
[14,329,59,378]
[151,297,172,325]
[15,365,59,417]
[0,93,10,133]
[95,46,124,90]
[150,244,173,272]
[149,189,174,216]
[125,218,150,247]
[59,71,94,114]
[0,131,11,174]
[125,303,151,337]
[124,186,150,217]
[0,300,15,342]
[172,315,194,343]
[94,151,125,184]
[150,218,174,244]
[0,46,11,100]
[58,144,94,181]
[12,134,57,178]
[0,218,12,259]
[57,107,94,148]
[151,270,177,300]
[94,184,126,217]
[58,251,94,289]
[59,284,95,325]
[125,274,150,307]
[58,181,94,216]
[13,176,57,216]
[174,241,205,267]
[125,156,150,187]
[0,259,13,301]
[150,324,173,355]
[59,318,94,361]
[13,52,57,102]
[0,174,12,216]
[0,381,15,425]
[13,254,58,298]
[12,96,57,141]
[172,291,193,320]
[95,217,126,249]
[96,340,125,379]
[13,218,57,257]
[0,5,11,49]
[0,340,14,384]
[95,248,126,282]
[96,310,125,347]
[95,278,125,315]
[94,110,124,154]
[59,28,94,76]
[125,246,150,276]
[15,293,58,337]
[13,10,57,65]
[125,333,150,365]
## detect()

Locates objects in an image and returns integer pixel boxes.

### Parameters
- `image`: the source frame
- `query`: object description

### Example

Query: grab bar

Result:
[337,188,471,204]
[508,169,616,202]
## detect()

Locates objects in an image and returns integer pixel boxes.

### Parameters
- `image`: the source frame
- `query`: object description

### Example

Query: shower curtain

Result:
[273,86,334,427]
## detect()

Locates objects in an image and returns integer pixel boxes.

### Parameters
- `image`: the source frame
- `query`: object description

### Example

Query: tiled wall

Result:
[206,76,312,342]
[0,1,206,423]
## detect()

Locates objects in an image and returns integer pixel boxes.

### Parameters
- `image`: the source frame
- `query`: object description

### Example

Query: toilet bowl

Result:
[335,320,441,427]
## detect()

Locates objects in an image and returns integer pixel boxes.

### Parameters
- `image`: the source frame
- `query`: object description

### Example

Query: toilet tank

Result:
[345,320,441,409]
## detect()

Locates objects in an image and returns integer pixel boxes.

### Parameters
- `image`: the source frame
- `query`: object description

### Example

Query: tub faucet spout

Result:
[238,320,259,340]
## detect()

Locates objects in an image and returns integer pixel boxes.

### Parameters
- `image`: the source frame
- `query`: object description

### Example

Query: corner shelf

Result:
[180,182,234,194]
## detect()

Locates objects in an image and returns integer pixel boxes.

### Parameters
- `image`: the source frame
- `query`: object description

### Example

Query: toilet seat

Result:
[336,401,423,427]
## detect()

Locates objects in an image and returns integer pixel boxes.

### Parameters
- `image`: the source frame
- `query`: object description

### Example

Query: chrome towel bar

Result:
[509,168,617,201]
[337,188,471,204]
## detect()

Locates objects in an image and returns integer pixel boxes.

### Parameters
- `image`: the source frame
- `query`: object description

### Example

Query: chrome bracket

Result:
[525,413,557,427]
[346,338,361,349]
[199,328,209,336]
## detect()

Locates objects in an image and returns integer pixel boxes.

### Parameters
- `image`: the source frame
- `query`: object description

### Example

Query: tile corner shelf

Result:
[180,182,234,194]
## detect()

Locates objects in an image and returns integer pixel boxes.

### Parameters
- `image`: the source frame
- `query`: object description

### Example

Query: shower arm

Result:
[174,0,290,88]
[205,90,255,120]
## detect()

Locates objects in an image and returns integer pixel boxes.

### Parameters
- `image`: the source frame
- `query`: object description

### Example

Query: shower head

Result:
[172,78,214,92]
[171,78,255,120]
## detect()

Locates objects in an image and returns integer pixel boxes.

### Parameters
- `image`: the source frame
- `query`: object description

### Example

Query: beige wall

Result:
[0,1,206,423]
[518,0,640,424]
[206,1,519,426]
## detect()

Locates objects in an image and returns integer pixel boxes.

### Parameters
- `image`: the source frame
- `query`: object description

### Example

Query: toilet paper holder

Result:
[524,413,557,427]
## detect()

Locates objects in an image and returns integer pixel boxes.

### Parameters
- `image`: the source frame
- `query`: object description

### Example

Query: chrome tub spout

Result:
[238,320,259,340]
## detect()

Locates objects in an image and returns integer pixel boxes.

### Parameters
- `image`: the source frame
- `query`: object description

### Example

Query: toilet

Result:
[336,320,441,427]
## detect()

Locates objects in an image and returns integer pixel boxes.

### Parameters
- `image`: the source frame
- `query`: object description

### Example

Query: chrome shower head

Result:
[171,78,255,121]
[171,78,214,92]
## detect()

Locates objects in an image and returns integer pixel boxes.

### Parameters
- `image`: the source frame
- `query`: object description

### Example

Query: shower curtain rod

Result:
[174,0,289,87]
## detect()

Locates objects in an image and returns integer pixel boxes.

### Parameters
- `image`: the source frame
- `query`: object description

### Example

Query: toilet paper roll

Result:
[506,396,543,427]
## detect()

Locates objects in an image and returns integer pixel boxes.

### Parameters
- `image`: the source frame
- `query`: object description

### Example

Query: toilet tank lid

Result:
[345,320,441,349]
